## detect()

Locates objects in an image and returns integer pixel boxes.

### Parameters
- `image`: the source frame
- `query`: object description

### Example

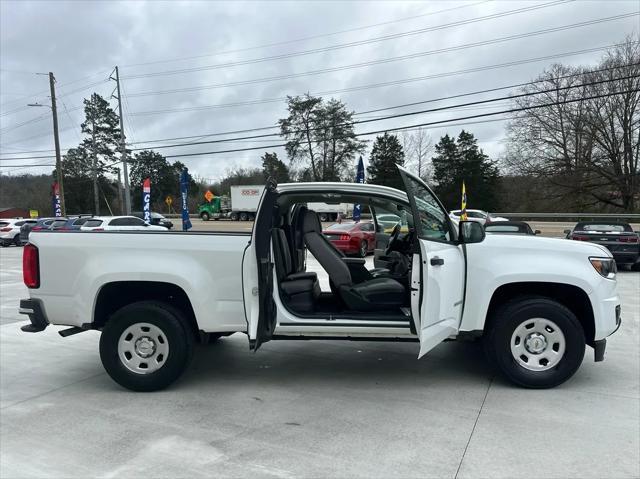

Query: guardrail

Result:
[494,213,640,221]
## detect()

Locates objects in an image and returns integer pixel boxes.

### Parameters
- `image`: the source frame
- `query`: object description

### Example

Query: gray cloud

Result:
[1,0,637,182]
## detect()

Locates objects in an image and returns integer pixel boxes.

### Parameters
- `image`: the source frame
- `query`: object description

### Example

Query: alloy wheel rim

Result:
[117,322,169,374]
[510,317,566,371]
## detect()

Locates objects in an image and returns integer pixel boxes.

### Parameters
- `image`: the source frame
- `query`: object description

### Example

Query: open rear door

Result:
[398,167,465,358]
[242,179,278,351]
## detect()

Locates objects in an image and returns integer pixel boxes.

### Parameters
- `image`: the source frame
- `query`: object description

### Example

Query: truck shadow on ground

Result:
[179,336,497,390]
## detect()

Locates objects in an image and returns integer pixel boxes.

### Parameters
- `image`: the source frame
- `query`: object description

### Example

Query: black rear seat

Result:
[272,227,320,312]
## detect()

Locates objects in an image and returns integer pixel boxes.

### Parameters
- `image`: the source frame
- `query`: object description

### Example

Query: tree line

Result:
[1,39,637,215]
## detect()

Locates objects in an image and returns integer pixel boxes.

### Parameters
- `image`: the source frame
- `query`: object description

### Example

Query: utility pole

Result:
[111,66,131,215]
[117,169,125,214]
[48,73,66,216]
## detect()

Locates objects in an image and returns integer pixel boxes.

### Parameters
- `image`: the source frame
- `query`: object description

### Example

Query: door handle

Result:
[430,257,444,266]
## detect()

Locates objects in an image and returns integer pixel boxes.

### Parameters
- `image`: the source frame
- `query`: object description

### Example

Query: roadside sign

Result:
[29,209,38,218]
[165,195,173,206]
[204,190,214,202]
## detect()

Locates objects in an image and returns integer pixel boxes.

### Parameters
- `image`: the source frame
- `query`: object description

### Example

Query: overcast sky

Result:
[1,0,638,182]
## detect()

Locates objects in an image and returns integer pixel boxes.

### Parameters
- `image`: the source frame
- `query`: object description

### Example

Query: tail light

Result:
[619,236,639,243]
[339,234,350,241]
[23,244,40,288]
[0,227,11,232]
[571,235,588,241]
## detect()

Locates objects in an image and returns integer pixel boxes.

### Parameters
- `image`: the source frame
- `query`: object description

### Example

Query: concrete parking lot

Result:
[1,244,638,478]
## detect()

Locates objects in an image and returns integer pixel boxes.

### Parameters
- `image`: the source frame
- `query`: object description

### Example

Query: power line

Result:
[3,59,636,160]
[124,0,574,80]
[158,88,635,159]
[122,0,491,68]
[126,73,640,152]
[127,43,632,117]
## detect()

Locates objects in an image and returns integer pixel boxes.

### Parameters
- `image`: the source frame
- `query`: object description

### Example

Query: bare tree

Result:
[399,127,433,181]
[505,38,639,212]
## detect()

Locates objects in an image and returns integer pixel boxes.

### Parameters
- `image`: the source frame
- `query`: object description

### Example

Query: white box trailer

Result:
[229,185,264,221]
[307,202,353,222]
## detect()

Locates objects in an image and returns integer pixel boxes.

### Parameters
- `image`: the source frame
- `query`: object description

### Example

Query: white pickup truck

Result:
[20,168,622,391]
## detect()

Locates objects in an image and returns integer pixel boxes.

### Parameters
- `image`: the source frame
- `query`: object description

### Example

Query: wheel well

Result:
[93,281,199,338]
[485,282,595,346]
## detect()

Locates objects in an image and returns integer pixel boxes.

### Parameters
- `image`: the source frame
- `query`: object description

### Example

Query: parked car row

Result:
[7,213,173,247]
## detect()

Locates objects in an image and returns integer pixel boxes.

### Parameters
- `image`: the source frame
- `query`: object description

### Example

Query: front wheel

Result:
[483,296,585,389]
[200,212,210,221]
[99,301,194,392]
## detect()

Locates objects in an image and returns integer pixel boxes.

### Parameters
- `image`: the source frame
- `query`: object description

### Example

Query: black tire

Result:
[318,213,328,222]
[239,212,249,221]
[99,301,195,392]
[13,235,21,247]
[0,242,7,248]
[230,212,239,221]
[359,240,367,257]
[483,296,585,389]
[200,212,210,221]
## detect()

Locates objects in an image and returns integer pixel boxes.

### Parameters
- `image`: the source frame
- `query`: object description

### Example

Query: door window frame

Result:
[398,168,457,245]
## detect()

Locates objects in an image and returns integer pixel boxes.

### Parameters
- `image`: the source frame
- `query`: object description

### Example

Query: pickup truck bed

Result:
[27,231,251,333]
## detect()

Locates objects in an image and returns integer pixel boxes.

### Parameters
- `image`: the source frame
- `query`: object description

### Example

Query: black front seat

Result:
[272,226,320,313]
[302,210,405,312]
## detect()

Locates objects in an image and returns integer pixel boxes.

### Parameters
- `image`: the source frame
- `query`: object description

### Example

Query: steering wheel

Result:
[385,223,402,254]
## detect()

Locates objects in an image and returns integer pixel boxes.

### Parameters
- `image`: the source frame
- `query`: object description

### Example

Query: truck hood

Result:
[481,234,612,258]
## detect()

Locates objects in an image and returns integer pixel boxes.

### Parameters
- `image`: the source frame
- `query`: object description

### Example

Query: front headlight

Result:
[590,257,617,279]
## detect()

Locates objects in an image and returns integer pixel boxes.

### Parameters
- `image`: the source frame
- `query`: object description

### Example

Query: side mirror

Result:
[459,221,485,244]
[376,224,384,233]
[534,230,541,235]
[563,229,571,235]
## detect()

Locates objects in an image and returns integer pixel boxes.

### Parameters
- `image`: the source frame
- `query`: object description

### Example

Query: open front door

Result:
[398,167,465,358]
[242,179,278,351]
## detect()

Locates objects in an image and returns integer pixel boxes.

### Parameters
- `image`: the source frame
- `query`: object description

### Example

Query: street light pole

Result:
[28,72,66,216]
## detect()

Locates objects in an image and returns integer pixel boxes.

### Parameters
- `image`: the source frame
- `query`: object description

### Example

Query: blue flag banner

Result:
[353,156,365,222]
[52,182,61,217]
[180,169,192,231]
[142,178,151,223]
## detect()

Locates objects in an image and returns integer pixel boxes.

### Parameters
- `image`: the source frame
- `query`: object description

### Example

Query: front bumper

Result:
[19,298,49,332]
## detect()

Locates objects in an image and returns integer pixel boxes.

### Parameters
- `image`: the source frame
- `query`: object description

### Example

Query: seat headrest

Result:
[302,210,321,234]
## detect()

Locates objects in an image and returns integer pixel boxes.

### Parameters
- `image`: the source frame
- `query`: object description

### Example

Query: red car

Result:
[322,221,377,257]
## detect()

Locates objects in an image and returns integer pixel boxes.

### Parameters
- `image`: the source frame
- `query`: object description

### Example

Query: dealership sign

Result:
[142,178,151,222]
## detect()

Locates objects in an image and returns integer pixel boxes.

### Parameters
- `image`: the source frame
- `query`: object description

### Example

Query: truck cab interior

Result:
[270,192,417,321]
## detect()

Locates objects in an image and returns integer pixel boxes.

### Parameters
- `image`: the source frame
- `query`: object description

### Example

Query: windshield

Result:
[84,220,103,228]
[577,223,632,232]
[486,225,523,233]
[326,223,355,231]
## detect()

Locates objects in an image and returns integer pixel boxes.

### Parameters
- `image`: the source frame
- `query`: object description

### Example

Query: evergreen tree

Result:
[261,152,290,183]
[60,93,122,214]
[367,132,405,189]
[129,150,185,210]
[431,130,500,211]
[279,94,366,181]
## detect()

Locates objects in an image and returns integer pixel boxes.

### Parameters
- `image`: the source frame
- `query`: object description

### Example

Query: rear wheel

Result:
[200,212,210,221]
[13,235,21,246]
[230,212,239,221]
[484,296,585,389]
[239,212,249,221]
[99,301,194,392]
[319,213,328,222]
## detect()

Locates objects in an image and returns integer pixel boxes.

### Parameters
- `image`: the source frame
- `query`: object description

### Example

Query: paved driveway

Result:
[1,246,638,478]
